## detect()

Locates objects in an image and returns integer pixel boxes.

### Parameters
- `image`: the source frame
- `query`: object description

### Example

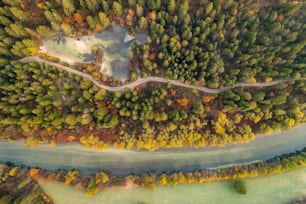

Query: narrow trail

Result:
[20,56,306,93]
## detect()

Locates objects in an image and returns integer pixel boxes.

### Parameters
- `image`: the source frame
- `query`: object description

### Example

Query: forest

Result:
[0,0,305,202]
[0,61,305,150]
[0,0,305,150]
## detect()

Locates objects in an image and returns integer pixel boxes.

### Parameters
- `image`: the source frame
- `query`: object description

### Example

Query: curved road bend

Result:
[0,124,305,176]
[20,56,306,93]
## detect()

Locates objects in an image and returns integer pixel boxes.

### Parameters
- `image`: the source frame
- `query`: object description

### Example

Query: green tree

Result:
[9,7,28,22]
[167,0,176,14]
[147,0,161,10]
[65,114,78,126]
[138,17,148,31]
[36,26,51,38]
[44,10,62,24]
[136,4,143,17]
[285,4,301,16]
[179,0,189,15]
[0,58,8,65]
[233,179,247,195]
[95,172,109,184]
[61,23,74,36]
[11,39,37,57]
[205,2,214,15]
[0,16,11,26]
[269,23,281,33]
[62,0,75,17]
[0,46,11,56]
[101,0,110,12]
[128,0,136,7]
[2,0,20,6]
[192,102,204,114]
[5,24,28,38]
[85,0,99,12]
[81,114,92,125]
[94,89,107,101]
[94,107,108,120]
[130,71,138,81]
[112,1,123,16]
[98,12,110,28]
[137,0,145,6]
[86,16,97,29]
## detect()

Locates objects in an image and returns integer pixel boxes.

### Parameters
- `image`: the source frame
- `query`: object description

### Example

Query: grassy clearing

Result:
[39,167,306,204]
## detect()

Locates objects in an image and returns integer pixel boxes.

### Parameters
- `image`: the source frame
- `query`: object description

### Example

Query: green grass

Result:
[39,167,306,204]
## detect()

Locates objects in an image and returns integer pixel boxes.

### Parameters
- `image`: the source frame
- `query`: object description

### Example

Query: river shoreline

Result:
[0,124,305,175]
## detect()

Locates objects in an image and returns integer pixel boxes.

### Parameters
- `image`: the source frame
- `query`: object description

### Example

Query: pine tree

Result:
[136,4,143,17]
[138,17,148,31]
[61,23,74,36]
[2,0,19,6]
[0,16,11,26]
[85,0,99,12]
[62,0,75,17]
[5,24,28,38]
[86,16,96,29]
[98,12,110,28]
[128,0,136,7]
[168,0,176,14]
[147,0,161,10]
[9,7,28,22]
[112,1,123,16]
[101,0,109,12]
[36,26,51,38]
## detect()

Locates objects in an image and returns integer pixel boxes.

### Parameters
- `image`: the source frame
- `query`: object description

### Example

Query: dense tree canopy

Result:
[0,0,305,150]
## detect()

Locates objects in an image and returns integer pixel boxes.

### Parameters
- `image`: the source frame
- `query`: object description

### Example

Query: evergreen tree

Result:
[9,7,28,22]
[168,0,176,14]
[98,12,110,28]
[62,0,75,17]
[36,26,51,38]
[85,0,99,12]
[101,0,109,12]
[128,0,136,7]
[86,16,96,29]
[136,4,143,17]
[112,1,123,16]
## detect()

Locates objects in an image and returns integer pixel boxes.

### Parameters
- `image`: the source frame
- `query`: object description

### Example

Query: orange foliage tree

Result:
[74,13,84,25]
[177,98,189,107]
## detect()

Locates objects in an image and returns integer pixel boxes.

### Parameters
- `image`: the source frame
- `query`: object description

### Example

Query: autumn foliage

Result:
[29,168,39,178]
[203,96,211,103]
[73,13,84,25]
[177,98,189,107]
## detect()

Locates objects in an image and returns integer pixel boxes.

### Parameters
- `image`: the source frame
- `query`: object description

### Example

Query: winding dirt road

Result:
[20,56,306,93]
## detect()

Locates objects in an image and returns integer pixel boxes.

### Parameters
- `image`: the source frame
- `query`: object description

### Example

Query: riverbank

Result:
[0,124,305,175]
[1,146,305,202]
[39,166,306,204]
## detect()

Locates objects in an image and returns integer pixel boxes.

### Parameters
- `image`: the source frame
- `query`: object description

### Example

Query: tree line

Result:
[1,147,305,196]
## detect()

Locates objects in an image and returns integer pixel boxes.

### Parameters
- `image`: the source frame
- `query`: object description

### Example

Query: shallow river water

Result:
[0,125,305,176]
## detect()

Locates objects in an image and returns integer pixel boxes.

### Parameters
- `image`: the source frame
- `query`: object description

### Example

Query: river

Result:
[0,125,305,176]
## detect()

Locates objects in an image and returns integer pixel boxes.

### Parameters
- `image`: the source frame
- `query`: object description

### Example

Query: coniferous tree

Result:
[112,1,123,16]
[98,12,109,28]
[62,0,75,17]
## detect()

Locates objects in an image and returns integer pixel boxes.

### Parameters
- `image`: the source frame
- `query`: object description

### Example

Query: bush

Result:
[233,179,247,194]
